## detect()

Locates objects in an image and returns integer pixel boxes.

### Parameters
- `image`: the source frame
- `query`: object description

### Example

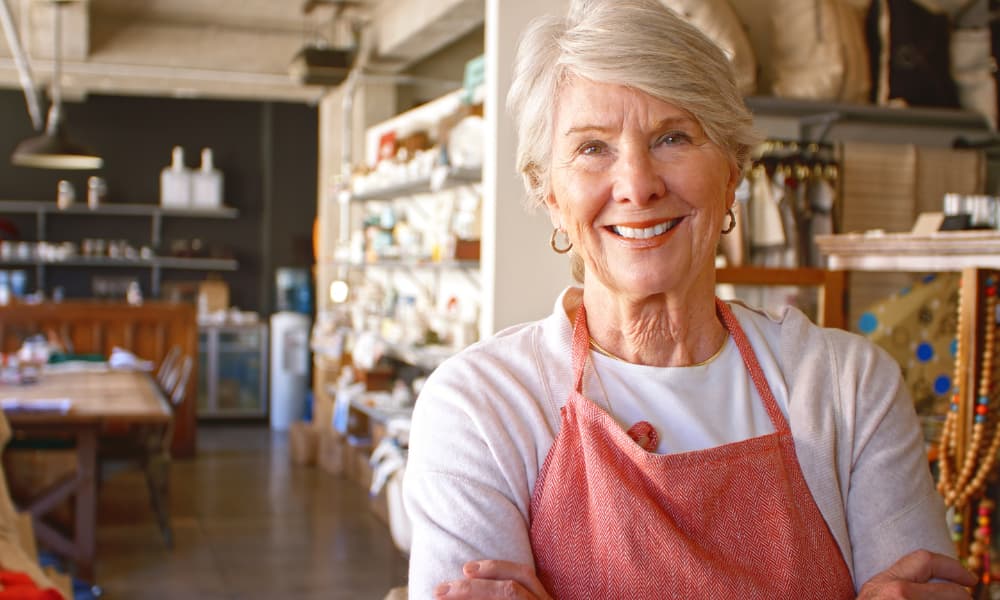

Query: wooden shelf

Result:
[815,231,1000,272]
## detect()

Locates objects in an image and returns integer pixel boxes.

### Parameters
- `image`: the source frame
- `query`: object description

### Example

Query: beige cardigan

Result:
[403,291,953,598]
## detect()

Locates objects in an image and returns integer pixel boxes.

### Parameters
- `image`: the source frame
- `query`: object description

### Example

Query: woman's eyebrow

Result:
[652,116,698,130]
[562,124,612,136]
[563,116,697,137]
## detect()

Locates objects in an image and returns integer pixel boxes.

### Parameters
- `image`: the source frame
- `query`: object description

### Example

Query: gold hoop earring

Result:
[550,228,573,254]
[721,208,736,235]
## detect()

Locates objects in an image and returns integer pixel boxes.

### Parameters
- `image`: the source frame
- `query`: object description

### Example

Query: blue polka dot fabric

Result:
[855,272,960,421]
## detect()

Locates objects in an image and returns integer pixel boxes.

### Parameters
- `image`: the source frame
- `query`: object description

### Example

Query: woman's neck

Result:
[573,281,726,368]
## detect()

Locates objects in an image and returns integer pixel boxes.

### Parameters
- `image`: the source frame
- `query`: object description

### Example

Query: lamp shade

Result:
[11,121,102,170]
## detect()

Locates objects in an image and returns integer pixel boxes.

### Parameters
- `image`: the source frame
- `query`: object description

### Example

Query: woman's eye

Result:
[578,141,607,156]
[656,132,692,146]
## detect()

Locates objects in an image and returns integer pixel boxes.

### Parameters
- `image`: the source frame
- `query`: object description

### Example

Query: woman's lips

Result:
[608,217,684,240]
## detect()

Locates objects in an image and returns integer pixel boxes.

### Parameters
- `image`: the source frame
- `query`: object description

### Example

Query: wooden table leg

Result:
[75,426,97,582]
[22,424,99,582]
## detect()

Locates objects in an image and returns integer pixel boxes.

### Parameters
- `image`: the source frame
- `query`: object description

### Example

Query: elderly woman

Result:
[403,0,974,598]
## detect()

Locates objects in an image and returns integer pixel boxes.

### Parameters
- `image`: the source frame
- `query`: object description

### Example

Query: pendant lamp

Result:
[11,0,102,170]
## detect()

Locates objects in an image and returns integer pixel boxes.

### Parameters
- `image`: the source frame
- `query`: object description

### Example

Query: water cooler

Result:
[269,311,311,431]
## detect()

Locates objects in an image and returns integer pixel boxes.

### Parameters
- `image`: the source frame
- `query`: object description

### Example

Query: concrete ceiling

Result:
[0,0,484,103]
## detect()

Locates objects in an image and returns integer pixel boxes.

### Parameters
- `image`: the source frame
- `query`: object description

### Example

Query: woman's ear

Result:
[724,160,741,211]
[544,192,562,230]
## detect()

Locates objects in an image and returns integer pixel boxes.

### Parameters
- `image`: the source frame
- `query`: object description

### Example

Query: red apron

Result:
[528,299,855,599]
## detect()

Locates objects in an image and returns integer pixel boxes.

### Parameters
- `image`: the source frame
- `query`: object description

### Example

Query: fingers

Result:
[434,577,534,599]
[433,560,551,599]
[888,550,977,587]
[859,580,973,600]
[464,560,548,595]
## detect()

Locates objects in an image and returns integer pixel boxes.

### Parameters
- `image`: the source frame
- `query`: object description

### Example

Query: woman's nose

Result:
[613,148,665,205]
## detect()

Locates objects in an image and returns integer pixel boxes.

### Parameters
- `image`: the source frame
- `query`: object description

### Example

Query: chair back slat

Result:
[169,356,193,407]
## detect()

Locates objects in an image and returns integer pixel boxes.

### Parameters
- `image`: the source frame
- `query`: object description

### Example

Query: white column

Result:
[482,0,572,337]
[315,82,396,313]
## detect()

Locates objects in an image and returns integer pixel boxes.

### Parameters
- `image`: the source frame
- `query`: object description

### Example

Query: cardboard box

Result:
[197,279,230,313]
[289,421,318,466]
[453,239,480,260]
[317,428,346,476]
[312,355,341,430]
[345,440,373,489]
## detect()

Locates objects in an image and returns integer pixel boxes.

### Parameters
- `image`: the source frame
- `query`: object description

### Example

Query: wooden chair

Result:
[101,355,192,549]
[156,346,181,392]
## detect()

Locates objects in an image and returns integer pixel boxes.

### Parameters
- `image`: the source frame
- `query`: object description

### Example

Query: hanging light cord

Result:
[46,1,63,135]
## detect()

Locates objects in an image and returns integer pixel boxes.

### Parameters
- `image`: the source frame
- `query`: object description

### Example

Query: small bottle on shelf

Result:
[160,146,191,209]
[191,148,224,210]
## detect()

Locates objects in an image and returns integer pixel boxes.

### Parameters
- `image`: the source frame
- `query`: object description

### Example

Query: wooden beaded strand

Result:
[938,273,1000,566]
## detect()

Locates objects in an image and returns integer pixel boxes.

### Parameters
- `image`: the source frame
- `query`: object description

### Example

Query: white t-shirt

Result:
[586,328,790,455]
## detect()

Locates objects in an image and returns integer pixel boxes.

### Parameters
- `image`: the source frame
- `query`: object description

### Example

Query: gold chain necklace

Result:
[588,336,627,362]
[588,335,728,367]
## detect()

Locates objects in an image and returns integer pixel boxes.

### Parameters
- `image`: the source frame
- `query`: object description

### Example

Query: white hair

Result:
[506,0,761,212]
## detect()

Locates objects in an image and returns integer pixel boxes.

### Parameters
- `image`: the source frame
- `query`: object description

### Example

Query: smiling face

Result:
[545,77,739,303]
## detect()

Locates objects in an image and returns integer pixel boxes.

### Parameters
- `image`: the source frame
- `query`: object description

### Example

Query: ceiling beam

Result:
[373,0,483,68]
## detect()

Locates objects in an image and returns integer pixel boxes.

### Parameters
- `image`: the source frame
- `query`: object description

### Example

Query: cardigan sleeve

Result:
[402,346,553,599]
[832,332,954,587]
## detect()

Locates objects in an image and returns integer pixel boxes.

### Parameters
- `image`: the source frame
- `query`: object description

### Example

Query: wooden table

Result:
[0,369,171,581]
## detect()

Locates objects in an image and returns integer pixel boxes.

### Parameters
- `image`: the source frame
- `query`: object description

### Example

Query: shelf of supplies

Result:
[326,259,479,270]
[816,231,1000,272]
[347,393,414,424]
[0,256,238,271]
[744,96,991,131]
[351,166,481,202]
[384,342,458,371]
[0,200,239,218]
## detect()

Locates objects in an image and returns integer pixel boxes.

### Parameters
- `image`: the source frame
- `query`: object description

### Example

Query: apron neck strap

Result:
[571,303,592,393]
[714,298,787,432]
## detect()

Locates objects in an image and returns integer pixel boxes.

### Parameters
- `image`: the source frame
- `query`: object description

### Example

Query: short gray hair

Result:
[506,0,761,211]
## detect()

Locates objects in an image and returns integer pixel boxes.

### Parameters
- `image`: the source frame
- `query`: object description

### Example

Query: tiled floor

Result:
[91,424,408,599]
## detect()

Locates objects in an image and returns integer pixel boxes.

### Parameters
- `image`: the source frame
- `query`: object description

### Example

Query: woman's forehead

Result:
[553,79,701,135]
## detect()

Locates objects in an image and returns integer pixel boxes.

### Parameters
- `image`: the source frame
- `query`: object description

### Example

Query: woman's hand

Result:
[857,549,977,599]
[433,560,553,599]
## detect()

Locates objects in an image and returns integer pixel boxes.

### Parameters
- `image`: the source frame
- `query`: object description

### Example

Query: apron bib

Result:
[528,299,855,599]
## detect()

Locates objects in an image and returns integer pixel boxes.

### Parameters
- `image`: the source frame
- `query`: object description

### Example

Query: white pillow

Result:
[770,0,871,102]
[661,0,758,96]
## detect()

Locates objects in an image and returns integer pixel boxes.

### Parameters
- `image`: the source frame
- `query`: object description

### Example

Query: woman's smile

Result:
[607,217,685,243]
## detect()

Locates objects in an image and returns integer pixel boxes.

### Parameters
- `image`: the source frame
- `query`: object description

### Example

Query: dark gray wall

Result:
[0,90,317,314]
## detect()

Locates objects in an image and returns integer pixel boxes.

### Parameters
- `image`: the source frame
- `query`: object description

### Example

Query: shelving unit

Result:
[0,199,240,296]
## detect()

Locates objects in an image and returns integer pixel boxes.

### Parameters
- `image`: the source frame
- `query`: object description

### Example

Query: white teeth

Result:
[611,218,680,239]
